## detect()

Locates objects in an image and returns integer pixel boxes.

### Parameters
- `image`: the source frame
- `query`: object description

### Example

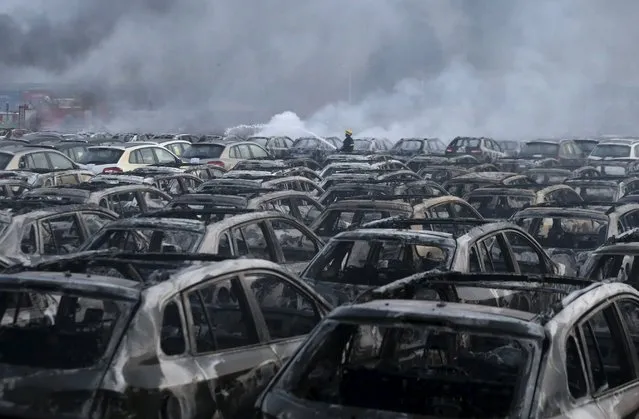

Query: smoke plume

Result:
[1,0,639,138]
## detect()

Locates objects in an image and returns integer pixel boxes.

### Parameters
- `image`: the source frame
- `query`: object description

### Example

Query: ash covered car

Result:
[444,136,506,162]
[22,181,172,217]
[317,183,393,206]
[310,199,413,241]
[510,203,639,274]
[411,195,483,219]
[519,138,587,169]
[465,185,582,219]
[390,137,446,159]
[0,255,331,419]
[257,272,639,418]
[564,176,639,204]
[79,209,324,273]
[302,219,562,304]
[0,198,118,264]
[168,190,324,225]
[579,229,639,281]
[443,171,535,197]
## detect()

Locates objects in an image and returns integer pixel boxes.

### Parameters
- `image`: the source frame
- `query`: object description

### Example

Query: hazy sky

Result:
[1,0,638,138]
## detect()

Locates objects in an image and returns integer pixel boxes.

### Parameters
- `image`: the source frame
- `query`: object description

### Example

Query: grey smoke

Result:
[1,0,639,137]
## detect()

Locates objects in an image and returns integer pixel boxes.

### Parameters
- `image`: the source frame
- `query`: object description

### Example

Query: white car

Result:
[588,139,639,161]
[79,143,181,174]
[182,141,271,170]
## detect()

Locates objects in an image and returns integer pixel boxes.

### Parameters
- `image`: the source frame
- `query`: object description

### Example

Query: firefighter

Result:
[341,129,354,152]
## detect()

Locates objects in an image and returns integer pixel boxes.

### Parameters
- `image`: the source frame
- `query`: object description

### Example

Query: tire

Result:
[159,394,182,419]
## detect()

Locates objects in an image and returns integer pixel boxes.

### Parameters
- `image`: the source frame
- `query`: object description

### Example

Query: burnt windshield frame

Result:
[273,318,537,418]
[513,215,608,250]
[182,144,225,159]
[0,288,136,369]
[79,148,124,165]
[521,143,559,158]
[302,238,454,284]
[82,227,204,253]
[591,144,631,158]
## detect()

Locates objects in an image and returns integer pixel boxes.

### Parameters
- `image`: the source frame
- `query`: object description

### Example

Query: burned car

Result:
[310,199,413,241]
[579,229,639,281]
[464,185,582,219]
[519,138,587,169]
[0,198,118,264]
[444,136,506,162]
[318,184,393,206]
[302,219,562,304]
[411,195,483,219]
[564,176,639,203]
[509,203,639,274]
[257,274,639,418]
[22,182,172,218]
[79,210,324,273]
[523,168,573,185]
[443,172,534,197]
[168,190,324,225]
[0,256,331,418]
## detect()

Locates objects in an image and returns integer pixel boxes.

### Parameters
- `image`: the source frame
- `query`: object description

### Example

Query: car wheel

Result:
[159,394,183,419]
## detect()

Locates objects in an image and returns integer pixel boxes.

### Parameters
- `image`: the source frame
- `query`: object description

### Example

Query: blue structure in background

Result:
[0,91,22,111]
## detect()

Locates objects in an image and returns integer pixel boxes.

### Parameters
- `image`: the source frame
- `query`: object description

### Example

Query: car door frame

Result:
[75,210,118,242]
[262,216,323,267]
[572,297,639,418]
[37,211,84,255]
[180,273,280,418]
[135,188,172,213]
[468,231,518,273]
[500,228,554,274]
[228,220,279,262]
[236,268,329,363]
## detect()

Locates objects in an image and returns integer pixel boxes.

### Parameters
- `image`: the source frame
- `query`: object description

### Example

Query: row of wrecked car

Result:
[0,136,638,418]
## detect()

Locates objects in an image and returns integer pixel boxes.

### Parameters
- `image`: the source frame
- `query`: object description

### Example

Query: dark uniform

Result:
[341,131,354,152]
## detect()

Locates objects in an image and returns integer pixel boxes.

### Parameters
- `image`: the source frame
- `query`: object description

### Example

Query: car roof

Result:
[591,243,639,255]
[525,138,563,144]
[0,271,140,301]
[325,200,413,211]
[447,172,517,182]
[87,143,162,150]
[467,187,535,197]
[328,300,544,339]
[596,139,639,145]
[142,258,312,302]
[190,141,226,146]
[512,206,609,220]
[99,217,206,233]
[332,228,456,245]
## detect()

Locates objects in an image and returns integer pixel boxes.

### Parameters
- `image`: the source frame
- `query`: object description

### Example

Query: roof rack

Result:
[357,271,594,319]
[566,175,628,181]
[197,185,279,195]
[467,184,540,191]
[138,207,255,223]
[348,194,444,201]
[4,251,238,281]
[20,192,86,204]
[168,194,248,208]
[604,227,639,245]
[360,217,490,235]
[525,201,612,209]
[0,197,83,212]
